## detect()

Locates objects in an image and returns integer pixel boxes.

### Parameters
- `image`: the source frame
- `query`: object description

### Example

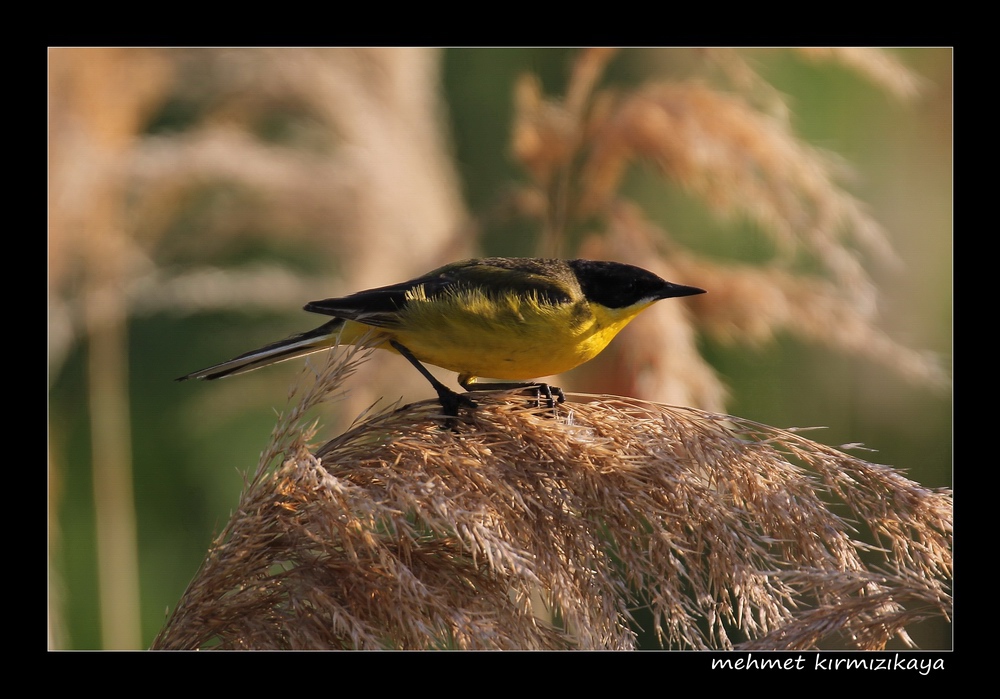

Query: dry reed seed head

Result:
[564,47,619,118]
[129,126,368,256]
[699,48,793,122]
[155,375,951,650]
[794,47,925,102]
[578,81,900,294]
[654,246,949,392]
[511,74,579,187]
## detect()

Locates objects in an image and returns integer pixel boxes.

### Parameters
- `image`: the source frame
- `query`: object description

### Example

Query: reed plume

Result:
[154,345,951,650]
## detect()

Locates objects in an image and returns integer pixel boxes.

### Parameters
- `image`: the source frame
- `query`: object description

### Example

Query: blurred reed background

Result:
[48,48,951,650]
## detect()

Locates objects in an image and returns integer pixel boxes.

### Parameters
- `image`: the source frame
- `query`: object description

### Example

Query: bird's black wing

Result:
[304,280,434,327]
[303,258,576,327]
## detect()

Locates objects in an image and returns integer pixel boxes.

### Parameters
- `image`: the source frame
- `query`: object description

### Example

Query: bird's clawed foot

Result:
[436,386,478,418]
[520,382,565,414]
[460,378,565,413]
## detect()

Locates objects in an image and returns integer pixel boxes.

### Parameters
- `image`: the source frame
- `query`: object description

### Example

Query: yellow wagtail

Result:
[178,257,705,415]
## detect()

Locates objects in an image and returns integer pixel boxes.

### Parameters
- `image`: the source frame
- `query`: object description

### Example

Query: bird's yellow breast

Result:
[340,288,654,381]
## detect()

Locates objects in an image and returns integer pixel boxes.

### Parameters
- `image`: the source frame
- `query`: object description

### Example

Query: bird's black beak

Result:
[659,282,706,299]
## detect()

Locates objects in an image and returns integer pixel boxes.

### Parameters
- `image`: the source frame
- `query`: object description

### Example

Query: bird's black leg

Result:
[390,340,477,417]
[458,377,566,409]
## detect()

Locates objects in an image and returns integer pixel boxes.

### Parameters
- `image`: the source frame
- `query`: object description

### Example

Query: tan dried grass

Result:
[507,48,946,402]
[154,347,951,650]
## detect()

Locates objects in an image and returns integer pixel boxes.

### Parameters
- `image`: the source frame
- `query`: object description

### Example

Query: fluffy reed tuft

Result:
[508,48,948,398]
[154,348,951,650]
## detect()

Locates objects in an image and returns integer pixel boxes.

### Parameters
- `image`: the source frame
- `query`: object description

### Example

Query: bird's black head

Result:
[567,259,705,309]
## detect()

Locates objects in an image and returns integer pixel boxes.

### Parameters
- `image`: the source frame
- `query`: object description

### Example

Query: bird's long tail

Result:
[176,319,347,381]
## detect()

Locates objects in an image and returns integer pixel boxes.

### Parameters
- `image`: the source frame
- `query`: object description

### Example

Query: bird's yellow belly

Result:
[398,327,593,380]
[342,298,644,381]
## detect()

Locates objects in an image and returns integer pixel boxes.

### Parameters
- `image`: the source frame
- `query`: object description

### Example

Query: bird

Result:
[177,257,705,416]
